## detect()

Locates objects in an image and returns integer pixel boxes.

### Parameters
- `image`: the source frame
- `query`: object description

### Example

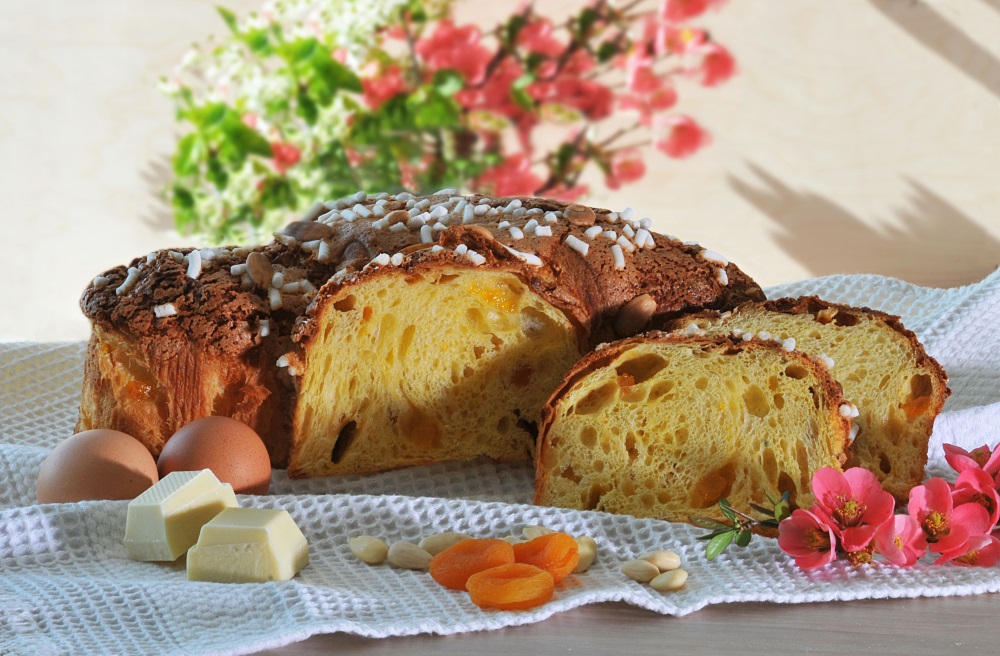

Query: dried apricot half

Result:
[466,563,555,611]
[429,538,515,591]
[512,531,579,582]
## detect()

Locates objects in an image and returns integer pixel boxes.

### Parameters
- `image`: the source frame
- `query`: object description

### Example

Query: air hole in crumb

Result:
[762,449,778,481]
[474,345,486,359]
[615,353,668,385]
[584,483,610,510]
[560,466,582,484]
[695,377,708,390]
[743,384,770,418]
[778,472,797,508]
[574,382,618,415]
[640,493,655,509]
[398,325,416,360]
[773,394,785,409]
[437,274,459,284]
[362,307,373,322]
[580,426,598,448]
[625,433,639,461]
[648,380,675,402]
[879,454,892,475]
[334,295,356,312]
[511,364,532,387]
[784,364,809,380]
[331,421,357,464]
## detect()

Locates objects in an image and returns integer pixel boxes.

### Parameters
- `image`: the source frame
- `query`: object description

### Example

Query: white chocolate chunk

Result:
[187,508,309,583]
[124,470,238,562]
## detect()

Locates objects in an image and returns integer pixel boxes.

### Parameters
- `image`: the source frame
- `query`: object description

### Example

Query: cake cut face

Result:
[289,265,581,477]
[534,335,852,524]
[674,297,950,500]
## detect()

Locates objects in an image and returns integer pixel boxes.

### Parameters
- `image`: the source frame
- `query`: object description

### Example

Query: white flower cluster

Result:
[160,0,448,243]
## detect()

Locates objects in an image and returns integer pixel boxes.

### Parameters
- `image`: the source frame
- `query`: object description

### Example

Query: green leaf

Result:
[312,55,363,95]
[216,6,239,34]
[206,156,229,190]
[574,7,599,40]
[735,529,753,548]
[719,499,736,523]
[597,40,619,63]
[688,516,732,531]
[705,530,735,560]
[432,70,464,97]
[297,90,318,124]
[510,72,535,112]
[241,28,271,54]
[223,115,272,157]
[173,133,203,176]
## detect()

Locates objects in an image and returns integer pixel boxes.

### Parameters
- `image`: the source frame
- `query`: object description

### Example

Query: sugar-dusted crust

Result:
[78,193,765,468]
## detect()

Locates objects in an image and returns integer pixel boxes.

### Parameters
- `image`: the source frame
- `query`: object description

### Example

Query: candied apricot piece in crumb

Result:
[512,532,579,582]
[466,563,555,611]
[429,538,515,591]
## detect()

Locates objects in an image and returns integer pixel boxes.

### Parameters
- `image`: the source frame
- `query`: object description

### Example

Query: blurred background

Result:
[1,0,998,341]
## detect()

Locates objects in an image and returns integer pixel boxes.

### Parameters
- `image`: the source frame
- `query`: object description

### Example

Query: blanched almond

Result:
[573,536,598,573]
[641,550,681,572]
[281,220,335,242]
[522,525,556,540]
[418,532,471,556]
[650,568,688,592]
[621,559,660,583]
[614,293,657,336]
[564,204,596,226]
[387,542,432,570]
[246,252,273,289]
[349,535,388,565]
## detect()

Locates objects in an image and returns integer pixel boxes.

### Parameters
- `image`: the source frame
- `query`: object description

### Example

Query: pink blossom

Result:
[659,25,708,54]
[605,149,647,190]
[951,468,1000,527]
[944,443,1000,477]
[660,0,723,23]
[271,142,301,174]
[778,509,838,570]
[562,50,596,76]
[873,515,927,567]
[362,65,407,109]
[934,533,1000,567]
[654,115,710,158]
[692,42,736,87]
[545,183,589,202]
[241,112,258,129]
[625,54,662,94]
[473,154,543,197]
[810,467,896,552]
[908,477,992,553]
[415,20,493,84]
[620,85,678,126]
[518,19,564,58]
[552,78,613,121]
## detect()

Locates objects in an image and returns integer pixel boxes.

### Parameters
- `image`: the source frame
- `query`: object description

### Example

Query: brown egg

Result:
[37,429,159,503]
[158,416,271,495]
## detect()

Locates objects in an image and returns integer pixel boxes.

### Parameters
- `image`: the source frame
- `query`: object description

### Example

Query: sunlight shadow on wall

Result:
[869,0,1000,100]
[728,163,1000,287]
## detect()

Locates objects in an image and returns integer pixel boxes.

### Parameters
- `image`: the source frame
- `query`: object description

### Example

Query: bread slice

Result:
[673,297,950,500]
[533,334,852,524]
[288,263,582,477]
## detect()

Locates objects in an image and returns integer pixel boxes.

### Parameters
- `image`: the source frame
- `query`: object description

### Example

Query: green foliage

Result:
[690,491,793,561]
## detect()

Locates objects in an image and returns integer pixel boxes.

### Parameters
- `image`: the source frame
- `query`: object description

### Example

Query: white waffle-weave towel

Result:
[2,271,1000,655]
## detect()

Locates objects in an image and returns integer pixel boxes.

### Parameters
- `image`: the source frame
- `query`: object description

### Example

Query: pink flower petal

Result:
[812,467,851,513]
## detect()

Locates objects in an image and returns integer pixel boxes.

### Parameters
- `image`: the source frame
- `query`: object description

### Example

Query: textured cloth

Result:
[2,272,1000,655]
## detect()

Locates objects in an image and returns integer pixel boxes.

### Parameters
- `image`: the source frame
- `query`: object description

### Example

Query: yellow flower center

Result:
[893,536,904,550]
[834,498,864,527]
[923,511,948,540]
[972,447,991,468]
[956,550,980,566]
[807,528,831,551]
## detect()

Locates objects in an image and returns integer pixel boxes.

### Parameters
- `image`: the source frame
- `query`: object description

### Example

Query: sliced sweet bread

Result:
[671,297,950,500]
[533,334,853,524]
[80,193,766,474]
